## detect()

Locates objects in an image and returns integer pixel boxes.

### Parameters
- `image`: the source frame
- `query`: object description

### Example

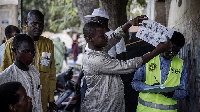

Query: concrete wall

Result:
[155,1,166,26]
[0,0,18,5]
[167,0,200,111]
[144,0,166,26]
[144,0,156,20]
[0,4,18,45]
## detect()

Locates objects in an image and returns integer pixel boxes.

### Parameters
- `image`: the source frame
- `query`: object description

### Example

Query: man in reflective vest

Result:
[132,31,187,112]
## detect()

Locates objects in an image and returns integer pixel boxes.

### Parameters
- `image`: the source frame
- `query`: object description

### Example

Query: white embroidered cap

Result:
[84,8,109,20]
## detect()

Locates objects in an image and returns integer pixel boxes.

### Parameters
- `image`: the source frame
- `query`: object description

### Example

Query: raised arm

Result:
[123,15,171,65]
[104,15,148,53]
[122,15,148,32]
[141,39,170,65]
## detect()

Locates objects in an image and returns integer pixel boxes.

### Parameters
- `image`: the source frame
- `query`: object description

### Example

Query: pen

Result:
[154,76,160,84]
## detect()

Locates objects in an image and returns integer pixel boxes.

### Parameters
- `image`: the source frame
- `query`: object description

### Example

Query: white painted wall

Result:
[167,0,200,111]
[144,0,156,20]
[0,0,18,5]
[0,5,18,44]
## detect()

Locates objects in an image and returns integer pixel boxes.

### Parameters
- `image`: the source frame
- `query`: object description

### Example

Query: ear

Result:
[85,37,93,43]
[88,37,94,43]
[9,104,16,112]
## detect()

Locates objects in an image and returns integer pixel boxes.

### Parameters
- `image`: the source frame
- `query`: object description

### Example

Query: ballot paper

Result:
[136,19,174,47]
[143,84,183,93]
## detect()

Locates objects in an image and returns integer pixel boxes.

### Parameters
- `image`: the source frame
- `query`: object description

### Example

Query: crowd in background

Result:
[0,8,187,112]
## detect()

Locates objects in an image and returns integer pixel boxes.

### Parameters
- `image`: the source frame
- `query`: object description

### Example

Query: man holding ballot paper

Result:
[132,19,187,112]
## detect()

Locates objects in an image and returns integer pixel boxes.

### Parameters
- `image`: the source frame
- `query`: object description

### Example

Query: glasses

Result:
[92,20,103,24]
[30,22,44,28]
[170,51,179,56]
[90,17,104,24]
[17,49,36,54]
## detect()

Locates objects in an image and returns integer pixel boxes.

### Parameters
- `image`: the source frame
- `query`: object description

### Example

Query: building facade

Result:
[0,0,18,45]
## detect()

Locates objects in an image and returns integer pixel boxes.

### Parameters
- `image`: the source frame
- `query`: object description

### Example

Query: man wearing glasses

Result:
[132,31,187,112]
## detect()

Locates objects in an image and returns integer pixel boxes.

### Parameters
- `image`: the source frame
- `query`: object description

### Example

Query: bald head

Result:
[27,10,44,21]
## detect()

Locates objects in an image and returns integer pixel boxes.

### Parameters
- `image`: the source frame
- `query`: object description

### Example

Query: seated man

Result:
[0,82,32,112]
[132,31,187,112]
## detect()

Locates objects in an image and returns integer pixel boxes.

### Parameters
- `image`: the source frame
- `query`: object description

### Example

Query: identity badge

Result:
[40,52,51,66]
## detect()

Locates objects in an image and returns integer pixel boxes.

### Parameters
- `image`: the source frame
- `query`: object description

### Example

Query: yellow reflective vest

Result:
[0,36,56,112]
[137,55,183,112]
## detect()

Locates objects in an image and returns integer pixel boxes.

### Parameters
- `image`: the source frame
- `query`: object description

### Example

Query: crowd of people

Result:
[0,10,56,112]
[0,8,187,112]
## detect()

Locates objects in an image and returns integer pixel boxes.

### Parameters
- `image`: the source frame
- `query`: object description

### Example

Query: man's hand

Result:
[160,91,175,98]
[129,15,148,26]
[75,79,81,94]
[141,37,171,65]
[154,37,171,54]
[49,102,57,112]
[75,71,84,93]
[152,83,160,86]
[122,15,148,32]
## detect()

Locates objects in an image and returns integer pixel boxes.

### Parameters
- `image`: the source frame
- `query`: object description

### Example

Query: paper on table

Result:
[143,84,183,93]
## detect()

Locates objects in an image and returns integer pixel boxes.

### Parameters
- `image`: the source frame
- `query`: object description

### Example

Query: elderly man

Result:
[0,10,57,112]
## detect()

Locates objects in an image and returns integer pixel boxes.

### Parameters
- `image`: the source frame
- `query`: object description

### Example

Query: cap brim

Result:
[84,15,96,20]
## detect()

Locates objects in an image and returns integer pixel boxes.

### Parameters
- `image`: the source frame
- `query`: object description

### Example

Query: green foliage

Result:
[127,0,133,16]
[49,0,80,32]
[136,0,147,7]
[22,0,146,32]
[99,0,103,8]
[126,0,147,19]
[22,0,80,33]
